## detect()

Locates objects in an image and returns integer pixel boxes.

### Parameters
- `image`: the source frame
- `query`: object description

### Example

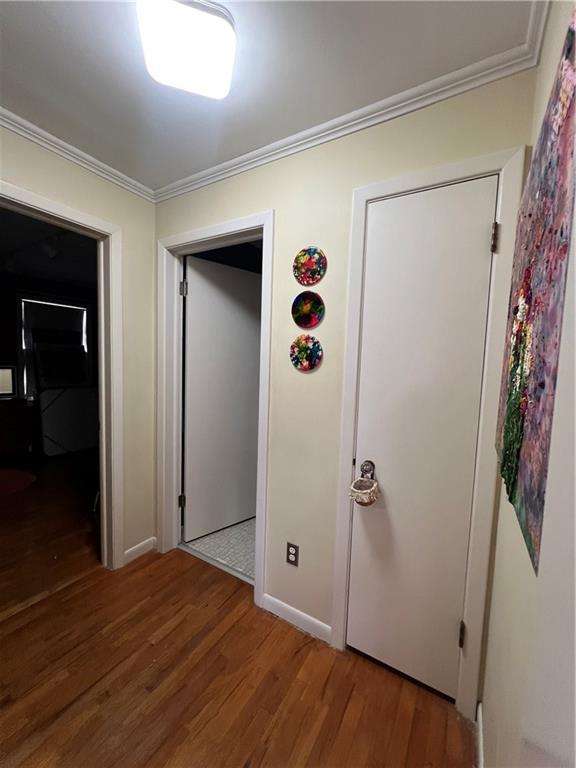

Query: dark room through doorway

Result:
[0,206,101,613]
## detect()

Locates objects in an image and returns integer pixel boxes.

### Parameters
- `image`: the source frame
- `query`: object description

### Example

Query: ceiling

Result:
[0,1,539,195]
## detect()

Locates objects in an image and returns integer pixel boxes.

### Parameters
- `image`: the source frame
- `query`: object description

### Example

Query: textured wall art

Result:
[291,291,325,329]
[293,247,327,286]
[496,13,575,572]
[290,334,323,372]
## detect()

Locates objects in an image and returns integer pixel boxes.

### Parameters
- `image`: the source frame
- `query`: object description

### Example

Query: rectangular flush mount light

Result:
[137,0,236,99]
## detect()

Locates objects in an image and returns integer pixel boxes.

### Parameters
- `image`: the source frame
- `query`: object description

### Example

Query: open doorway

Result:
[179,240,262,583]
[0,206,101,610]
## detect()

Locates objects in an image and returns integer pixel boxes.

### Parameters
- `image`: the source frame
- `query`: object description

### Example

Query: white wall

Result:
[482,3,575,767]
[184,258,261,540]
[0,127,156,551]
[157,71,535,624]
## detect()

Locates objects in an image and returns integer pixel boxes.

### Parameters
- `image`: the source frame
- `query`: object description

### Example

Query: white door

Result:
[346,176,498,697]
[183,257,261,541]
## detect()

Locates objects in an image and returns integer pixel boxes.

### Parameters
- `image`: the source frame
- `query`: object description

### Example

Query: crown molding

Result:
[0,108,155,203]
[0,1,547,204]
[154,1,548,201]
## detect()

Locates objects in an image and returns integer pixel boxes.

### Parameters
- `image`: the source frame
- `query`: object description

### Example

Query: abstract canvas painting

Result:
[496,14,575,572]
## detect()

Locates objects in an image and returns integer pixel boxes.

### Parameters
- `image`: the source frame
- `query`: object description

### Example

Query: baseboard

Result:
[124,536,157,564]
[476,702,484,768]
[260,593,331,643]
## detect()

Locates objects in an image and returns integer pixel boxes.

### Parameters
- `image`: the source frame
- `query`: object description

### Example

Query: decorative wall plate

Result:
[292,247,327,286]
[291,291,325,329]
[290,334,323,372]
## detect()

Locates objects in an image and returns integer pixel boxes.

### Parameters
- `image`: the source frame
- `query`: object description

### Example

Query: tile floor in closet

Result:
[182,517,255,582]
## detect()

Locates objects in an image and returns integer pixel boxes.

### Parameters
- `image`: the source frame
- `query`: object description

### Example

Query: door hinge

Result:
[459,619,466,649]
[490,222,499,254]
[178,493,186,509]
[179,279,188,297]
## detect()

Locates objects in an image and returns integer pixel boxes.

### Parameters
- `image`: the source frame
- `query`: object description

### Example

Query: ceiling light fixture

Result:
[137,0,236,99]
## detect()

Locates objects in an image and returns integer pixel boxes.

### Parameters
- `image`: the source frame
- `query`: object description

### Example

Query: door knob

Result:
[360,460,375,480]
[350,460,379,506]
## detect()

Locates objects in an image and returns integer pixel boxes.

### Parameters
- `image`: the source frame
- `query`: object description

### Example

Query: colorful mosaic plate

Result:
[289,334,323,372]
[291,291,325,329]
[292,247,327,286]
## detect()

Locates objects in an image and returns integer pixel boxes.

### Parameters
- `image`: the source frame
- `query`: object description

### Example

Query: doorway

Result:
[156,210,273,607]
[180,240,262,583]
[0,181,125,574]
[0,206,101,609]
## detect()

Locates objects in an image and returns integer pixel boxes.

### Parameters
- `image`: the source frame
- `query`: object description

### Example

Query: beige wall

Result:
[482,3,575,767]
[0,127,156,551]
[157,71,535,624]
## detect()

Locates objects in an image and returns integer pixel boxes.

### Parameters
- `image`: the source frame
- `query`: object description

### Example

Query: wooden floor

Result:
[0,473,475,768]
[0,454,100,622]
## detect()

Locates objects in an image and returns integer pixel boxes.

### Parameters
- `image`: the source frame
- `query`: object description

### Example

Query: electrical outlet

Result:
[286,542,299,567]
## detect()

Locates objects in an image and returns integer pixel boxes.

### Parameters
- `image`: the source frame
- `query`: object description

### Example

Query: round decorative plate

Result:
[292,247,327,286]
[291,291,325,329]
[289,334,323,372]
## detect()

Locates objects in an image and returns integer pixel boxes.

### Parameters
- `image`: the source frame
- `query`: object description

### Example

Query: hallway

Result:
[0,546,474,767]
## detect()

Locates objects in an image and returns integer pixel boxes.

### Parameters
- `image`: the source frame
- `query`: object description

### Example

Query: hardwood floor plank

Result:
[325,686,366,767]
[423,691,449,768]
[304,651,358,767]
[405,688,431,768]
[383,679,419,767]
[358,661,404,768]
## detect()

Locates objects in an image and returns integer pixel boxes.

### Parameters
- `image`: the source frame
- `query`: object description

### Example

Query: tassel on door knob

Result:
[350,460,379,506]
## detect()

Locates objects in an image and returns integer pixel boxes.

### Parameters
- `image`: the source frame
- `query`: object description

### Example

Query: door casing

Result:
[332,148,527,719]
[156,211,274,608]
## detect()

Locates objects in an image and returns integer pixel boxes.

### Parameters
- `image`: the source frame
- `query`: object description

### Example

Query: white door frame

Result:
[0,181,125,569]
[156,210,274,607]
[332,148,526,719]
